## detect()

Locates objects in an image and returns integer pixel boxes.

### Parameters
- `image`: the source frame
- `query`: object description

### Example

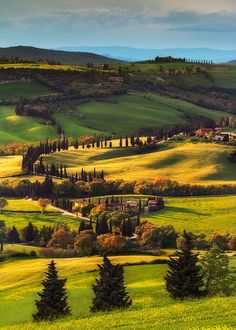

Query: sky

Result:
[0,0,236,49]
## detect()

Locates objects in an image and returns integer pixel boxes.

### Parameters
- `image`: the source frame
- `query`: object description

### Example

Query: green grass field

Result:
[0,198,80,229]
[55,92,226,137]
[144,195,236,236]
[0,81,54,100]
[0,256,235,330]
[0,106,57,144]
[43,140,236,185]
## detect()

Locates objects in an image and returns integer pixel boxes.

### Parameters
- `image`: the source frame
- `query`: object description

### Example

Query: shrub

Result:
[98,234,128,254]
[74,230,98,256]
[228,235,236,250]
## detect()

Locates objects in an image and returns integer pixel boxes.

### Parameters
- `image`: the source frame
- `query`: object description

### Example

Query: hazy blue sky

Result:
[0,0,236,49]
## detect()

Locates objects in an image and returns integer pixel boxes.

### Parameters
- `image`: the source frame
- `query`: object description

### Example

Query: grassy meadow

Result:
[144,195,236,236]
[0,81,55,100]
[0,256,235,330]
[0,198,80,229]
[55,92,226,137]
[0,106,57,144]
[43,140,236,185]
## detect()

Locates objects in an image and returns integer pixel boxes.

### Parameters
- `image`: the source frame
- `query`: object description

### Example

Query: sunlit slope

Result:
[0,106,57,144]
[43,141,236,185]
[145,195,236,235]
[0,155,22,177]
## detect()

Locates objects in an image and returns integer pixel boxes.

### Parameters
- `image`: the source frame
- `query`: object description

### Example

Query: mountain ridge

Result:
[0,46,119,65]
[57,46,236,63]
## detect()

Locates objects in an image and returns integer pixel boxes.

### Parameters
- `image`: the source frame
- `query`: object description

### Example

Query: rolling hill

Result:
[0,46,119,65]
[42,140,236,185]
[55,92,227,137]
[0,106,57,144]
[0,256,235,329]
[0,81,55,100]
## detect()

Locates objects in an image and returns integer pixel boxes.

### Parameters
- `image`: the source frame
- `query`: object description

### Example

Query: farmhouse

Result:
[196,128,214,137]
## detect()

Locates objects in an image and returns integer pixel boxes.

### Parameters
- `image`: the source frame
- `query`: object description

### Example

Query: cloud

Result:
[150,11,236,32]
[0,0,236,48]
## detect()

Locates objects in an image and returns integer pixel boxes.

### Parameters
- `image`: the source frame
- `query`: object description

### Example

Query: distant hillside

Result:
[227,60,236,64]
[59,46,236,63]
[0,46,119,65]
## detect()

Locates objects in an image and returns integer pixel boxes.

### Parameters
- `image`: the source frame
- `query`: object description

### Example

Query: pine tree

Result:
[91,256,132,312]
[33,260,70,321]
[165,231,204,299]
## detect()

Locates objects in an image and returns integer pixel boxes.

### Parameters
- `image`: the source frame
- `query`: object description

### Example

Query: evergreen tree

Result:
[24,222,35,242]
[165,231,204,299]
[97,215,109,235]
[78,220,86,233]
[33,260,70,321]
[91,256,132,312]
[7,226,20,243]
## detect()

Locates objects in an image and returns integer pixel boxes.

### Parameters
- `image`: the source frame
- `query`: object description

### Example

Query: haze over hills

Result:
[58,46,236,63]
[0,46,119,65]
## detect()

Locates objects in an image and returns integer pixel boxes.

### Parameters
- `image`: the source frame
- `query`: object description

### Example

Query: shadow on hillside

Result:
[161,206,209,217]
[147,154,186,169]
[201,152,236,182]
[89,148,134,161]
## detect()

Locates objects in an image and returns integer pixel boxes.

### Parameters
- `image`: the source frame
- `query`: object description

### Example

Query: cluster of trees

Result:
[32,232,236,322]
[165,231,236,299]
[1,177,236,199]
[22,138,70,172]
[33,256,131,321]
[22,138,105,182]
[35,159,105,183]
[136,221,236,252]
[0,57,61,64]
[154,56,213,64]
[5,215,235,260]
[0,143,29,156]
[135,178,236,197]
[219,116,236,128]
[15,101,57,126]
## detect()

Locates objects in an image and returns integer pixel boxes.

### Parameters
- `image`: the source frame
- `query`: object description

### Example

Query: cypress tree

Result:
[24,222,35,242]
[33,260,70,321]
[79,220,86,232]
[91,256,132,312]
[165,231,204,299]
[97,215,109,235]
